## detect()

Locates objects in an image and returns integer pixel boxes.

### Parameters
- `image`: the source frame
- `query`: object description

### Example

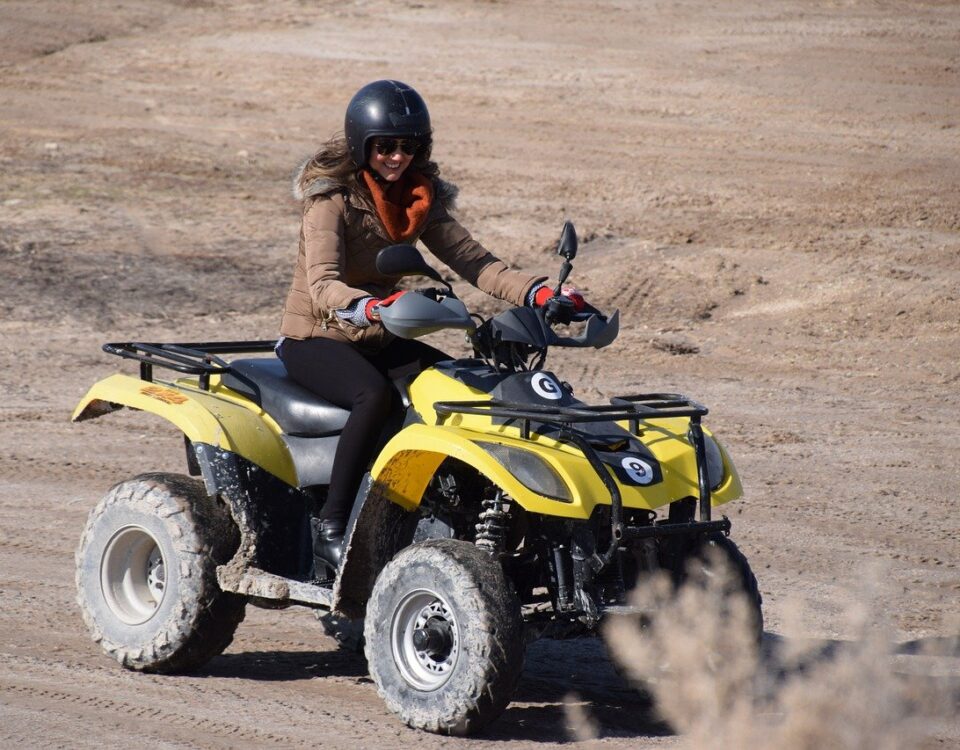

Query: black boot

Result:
[313,519,345,578]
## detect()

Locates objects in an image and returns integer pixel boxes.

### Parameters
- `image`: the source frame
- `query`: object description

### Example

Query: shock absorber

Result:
[475,488,511,554]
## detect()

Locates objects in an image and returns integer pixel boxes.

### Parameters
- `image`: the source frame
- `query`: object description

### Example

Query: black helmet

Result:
[344,80,432,167]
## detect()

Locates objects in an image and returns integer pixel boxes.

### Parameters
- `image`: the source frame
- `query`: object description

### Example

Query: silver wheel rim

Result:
[391,588,459,691]
[100,525,166,625]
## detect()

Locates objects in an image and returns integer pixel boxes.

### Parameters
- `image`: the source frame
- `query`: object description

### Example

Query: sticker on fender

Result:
[620,456,654,485]
[140,385,188,405]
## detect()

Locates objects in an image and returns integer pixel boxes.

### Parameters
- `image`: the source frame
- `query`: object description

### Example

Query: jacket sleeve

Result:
[419,205,547,307]
[302,195,373,313]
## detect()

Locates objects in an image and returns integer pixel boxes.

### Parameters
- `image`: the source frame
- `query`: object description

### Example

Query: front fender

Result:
[370,423,604,520]
[72,373,297,486]
[371,422,743,520]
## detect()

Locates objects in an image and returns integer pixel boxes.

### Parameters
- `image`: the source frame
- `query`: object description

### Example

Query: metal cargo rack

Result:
[434,393,729,568]
[102,340,277,390]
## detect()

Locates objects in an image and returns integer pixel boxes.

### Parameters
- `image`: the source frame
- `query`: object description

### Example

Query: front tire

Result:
[76,473,247,673]
[364,539,524,735]
[691,535,763,641]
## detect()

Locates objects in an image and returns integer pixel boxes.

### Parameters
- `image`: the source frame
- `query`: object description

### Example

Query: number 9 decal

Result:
[621,456,654,485]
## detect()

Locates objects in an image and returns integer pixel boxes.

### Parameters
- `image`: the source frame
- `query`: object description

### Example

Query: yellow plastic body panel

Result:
[371,368,743,519]
[72,373,298,487]
[617,416,743,508]
[74,365,743,519]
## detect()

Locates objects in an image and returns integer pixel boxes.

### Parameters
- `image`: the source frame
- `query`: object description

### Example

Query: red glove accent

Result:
[562,286,586,312]
[364,291,407,321]
[380,291,407,307]
[534,285,586,312]
[533,286,554,307]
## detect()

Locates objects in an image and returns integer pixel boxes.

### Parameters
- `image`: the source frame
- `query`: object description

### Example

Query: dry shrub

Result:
[563,691,601,747]
[604,554,958,749]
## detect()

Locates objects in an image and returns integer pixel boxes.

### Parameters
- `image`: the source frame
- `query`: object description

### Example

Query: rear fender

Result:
[72,373,297,487]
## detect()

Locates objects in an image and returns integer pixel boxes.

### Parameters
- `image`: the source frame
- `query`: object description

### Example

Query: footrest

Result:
[601,604,648,617]
[217,566,334,608]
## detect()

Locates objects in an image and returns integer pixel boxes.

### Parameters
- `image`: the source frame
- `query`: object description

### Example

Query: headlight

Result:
[704,435,726,490]
[475,441,572,502]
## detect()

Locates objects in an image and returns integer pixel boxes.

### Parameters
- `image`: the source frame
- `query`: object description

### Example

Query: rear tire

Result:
[364,539,524,735]
[76,473,247,673]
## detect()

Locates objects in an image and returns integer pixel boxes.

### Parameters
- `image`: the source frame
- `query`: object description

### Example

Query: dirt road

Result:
[1,1,958,746]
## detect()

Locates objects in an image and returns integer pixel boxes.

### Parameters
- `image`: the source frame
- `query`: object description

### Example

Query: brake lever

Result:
[419,287,446,301]
[571,302,606,323]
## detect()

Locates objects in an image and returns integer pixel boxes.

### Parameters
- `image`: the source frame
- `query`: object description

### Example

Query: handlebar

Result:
[543,296,609,325]
[535,296,618,349]
[572,300,606,323]
[391,287,617,351]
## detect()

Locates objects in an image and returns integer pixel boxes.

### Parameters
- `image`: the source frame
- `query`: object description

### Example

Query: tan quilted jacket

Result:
[279,168,545,352]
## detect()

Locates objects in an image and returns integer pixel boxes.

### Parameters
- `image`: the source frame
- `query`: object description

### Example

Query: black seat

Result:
[222,358,350,437]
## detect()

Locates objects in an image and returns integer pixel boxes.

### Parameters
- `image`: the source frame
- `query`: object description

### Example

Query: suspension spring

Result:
[475,489,511,555]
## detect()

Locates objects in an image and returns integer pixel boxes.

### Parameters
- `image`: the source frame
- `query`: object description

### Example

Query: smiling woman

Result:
[276,80,588,577]
[368,137,420,179]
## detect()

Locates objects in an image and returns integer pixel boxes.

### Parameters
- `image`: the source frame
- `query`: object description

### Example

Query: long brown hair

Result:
[296,133,441,200]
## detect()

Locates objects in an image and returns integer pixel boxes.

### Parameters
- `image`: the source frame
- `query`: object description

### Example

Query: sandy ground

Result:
[1,0,959,746]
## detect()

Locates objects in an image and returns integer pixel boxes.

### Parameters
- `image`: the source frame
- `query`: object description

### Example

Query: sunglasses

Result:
[373,138,421,156]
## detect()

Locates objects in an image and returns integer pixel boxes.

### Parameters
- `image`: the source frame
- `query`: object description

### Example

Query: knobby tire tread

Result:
[75,473,246,674]
[704,534,764,640]
[364,539,524,735]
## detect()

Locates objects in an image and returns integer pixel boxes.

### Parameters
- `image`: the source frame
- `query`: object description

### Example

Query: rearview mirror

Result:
[557,221,578,261]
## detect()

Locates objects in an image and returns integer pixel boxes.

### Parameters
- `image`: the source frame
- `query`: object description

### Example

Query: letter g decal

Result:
[531,373,562,400]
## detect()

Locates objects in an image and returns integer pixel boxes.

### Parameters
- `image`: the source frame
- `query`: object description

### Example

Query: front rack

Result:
[434,392,721,567]
[103,340,276,390]
[434,393,707,439]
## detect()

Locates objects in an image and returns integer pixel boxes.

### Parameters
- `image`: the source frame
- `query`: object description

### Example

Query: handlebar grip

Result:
[544,296,576,325]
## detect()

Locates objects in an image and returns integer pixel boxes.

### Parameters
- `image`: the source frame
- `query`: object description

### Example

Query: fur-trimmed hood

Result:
[291,157,459,211]
[280,156,546,348]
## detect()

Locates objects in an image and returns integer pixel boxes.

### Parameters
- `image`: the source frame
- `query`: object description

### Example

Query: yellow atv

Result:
[73,222,761,735]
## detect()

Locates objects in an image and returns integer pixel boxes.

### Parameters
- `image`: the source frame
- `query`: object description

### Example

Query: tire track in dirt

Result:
[0,649,395,749]
[0,534,78,561]
[1,682,299,748]
[0,700,198,750]
[5,614,666,746]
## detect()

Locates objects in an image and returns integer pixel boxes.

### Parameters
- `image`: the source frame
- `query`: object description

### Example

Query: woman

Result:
[277,80,584,574]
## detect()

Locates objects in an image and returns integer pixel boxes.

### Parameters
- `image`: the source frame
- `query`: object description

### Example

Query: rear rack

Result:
[434,392,721,567]
[103,340,276,390]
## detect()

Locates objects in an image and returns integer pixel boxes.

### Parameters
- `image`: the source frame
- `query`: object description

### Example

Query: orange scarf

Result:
[361,170,434,242]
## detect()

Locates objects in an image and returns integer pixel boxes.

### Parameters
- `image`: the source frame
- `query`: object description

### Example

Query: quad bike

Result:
[73,222,761,735]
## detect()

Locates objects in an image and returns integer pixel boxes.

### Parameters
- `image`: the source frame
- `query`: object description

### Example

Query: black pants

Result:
[277,336,448,526]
